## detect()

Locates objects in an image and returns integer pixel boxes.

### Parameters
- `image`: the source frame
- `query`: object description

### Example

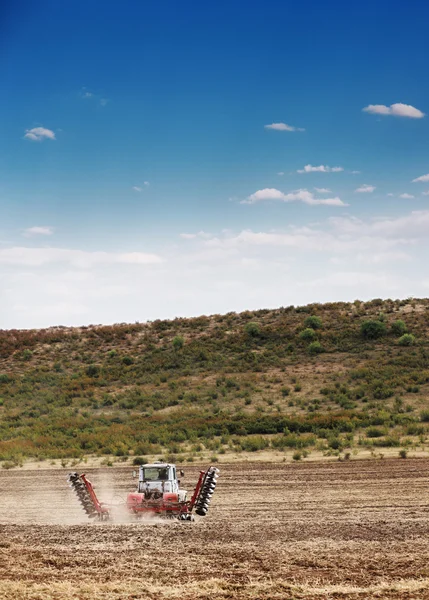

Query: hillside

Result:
[1,297,429,467]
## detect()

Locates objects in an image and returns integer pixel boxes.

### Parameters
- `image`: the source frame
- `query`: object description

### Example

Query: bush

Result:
[122,356,134,365]
[360,320,387,339]
[132,456,146,465]
[399,449,407,459]
[308,341,324,355]
[172,336,184,350]
[391,320,407,336]
[22,349,33,361]
[420,410,429,423]
[85,364,100,377]
[292,451,302,461]
[398,334,415,346]
[366,427,384,438]
[244,322,261,337]
[304,315,323,330]
[281,387,291,397]
[299,328,317,342]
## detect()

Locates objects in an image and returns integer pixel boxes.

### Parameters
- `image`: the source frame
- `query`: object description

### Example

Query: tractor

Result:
[68,462,219,521]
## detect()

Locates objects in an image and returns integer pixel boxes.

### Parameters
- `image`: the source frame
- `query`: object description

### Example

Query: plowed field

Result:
[2,459,429,599]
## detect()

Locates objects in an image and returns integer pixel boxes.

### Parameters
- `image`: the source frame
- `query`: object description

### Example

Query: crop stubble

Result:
[1,459,429,599]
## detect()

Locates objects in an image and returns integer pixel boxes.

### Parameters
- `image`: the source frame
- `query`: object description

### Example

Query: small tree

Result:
[304,315,323,330]
[244,322,260,337]
[391,320,407,336]
[172,335,184,351]
[360,320,386,339]
[398,333,415,346]
[299,328,317,341]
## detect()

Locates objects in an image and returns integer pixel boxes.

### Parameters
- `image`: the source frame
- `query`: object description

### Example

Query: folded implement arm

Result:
[68,472,110,520]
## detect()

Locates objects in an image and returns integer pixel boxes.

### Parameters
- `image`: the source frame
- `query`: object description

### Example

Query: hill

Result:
[1,297,429,467]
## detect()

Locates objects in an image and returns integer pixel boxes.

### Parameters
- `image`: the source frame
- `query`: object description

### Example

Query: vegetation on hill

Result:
[1,297,429,467]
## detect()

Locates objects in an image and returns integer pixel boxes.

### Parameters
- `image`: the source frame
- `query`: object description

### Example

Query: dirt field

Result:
[2,459,429,599]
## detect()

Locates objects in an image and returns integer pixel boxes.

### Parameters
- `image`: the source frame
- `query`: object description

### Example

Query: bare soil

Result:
[2,459,429,599]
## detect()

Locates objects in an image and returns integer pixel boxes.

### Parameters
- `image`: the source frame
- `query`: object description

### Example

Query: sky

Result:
[1,0,429,329]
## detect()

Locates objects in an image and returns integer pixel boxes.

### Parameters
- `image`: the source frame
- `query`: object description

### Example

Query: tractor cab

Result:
[137,463,187,500]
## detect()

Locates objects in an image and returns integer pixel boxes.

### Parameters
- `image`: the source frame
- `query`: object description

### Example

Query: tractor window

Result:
[143,467,169,481]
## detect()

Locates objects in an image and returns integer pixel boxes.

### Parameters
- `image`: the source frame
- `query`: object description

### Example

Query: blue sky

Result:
[1,0,429,328]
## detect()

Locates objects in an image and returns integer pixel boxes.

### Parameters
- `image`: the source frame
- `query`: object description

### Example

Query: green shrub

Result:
[304,315,323,329]
[420,410,429,423]
[292,451,302,461]
[132,456,146,465]
[366,427,384,438]
[172,336,184,350]
[244,322,261,337]
[360,320,387,339]
[308,341,324,355]
[85,364,100,377]
[299,328,317,341]
[391,320,407,336]
[122,356,134,365]
[398,334,415,346]
[399,449,407,459]
[281,387,291,397]
[22,349,33,361]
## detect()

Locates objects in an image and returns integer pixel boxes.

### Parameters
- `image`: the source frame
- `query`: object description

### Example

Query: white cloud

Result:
[399,193,415,199]
[242,188,347,207]
[0,247,163,268]
[133,182,149,191]
[314,188,331,193]
[355,184,375,193]
[277,172,284,176]
[23,226,54,237]
[412,173,429,183]
[387,193,394,197]
[422,191,429,196]
[265,123,305,132]
[351,170,361,175]
[100,98,109,107]
[363,103,425,118]
[180,231,211,240]
[297,164,344,174]
[24,127,56,142]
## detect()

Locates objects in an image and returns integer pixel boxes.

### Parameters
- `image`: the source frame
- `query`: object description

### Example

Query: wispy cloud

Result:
[400,193,415,199]
[81,88,109,107]
[132,182,149,192]
[23,226,54,237]
[412,173,429,183]
[277,172,284,176]
[0,247,163,268]
[242,188,347,207]
[297,164,343,174]
[180,231,211,240]
[265,123,305,132]
[363,103,425,119]
[314,187,331,193]
[24,127,56,142]
[422,191,429,196]
[355,184,375,193]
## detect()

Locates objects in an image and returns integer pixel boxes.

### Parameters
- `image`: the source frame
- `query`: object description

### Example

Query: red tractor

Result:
[68,462,219,521]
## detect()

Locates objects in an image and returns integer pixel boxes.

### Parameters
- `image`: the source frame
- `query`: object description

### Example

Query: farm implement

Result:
[68,462,219,521]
